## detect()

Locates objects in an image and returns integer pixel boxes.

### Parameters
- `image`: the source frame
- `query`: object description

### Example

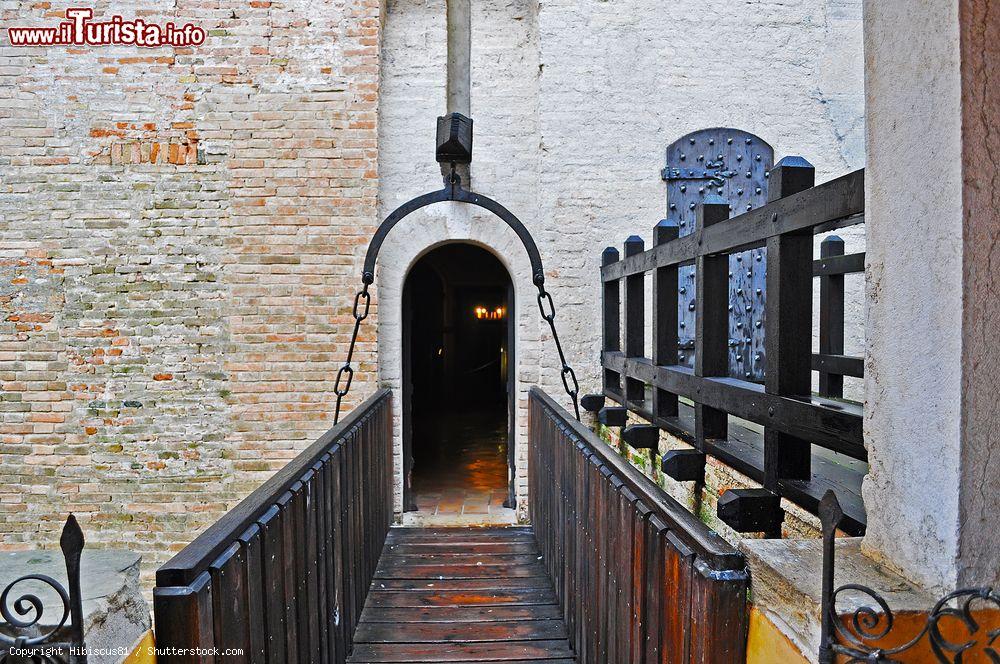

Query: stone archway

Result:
[375,206,541,521]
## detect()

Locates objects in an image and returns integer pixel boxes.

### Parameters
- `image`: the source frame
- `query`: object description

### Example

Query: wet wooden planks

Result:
[348,527,575,663]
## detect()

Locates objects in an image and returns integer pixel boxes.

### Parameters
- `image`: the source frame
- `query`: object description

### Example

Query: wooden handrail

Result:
[156,388,391,587]
[529,386,742,571]
[600,168,864,280]
[153,389,393,664]
[529,387,749,663]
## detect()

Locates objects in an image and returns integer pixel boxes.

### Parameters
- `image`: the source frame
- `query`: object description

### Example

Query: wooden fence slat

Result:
[630,500,652,664]
[818,235,846,397]
[763,159,817,489]
[603,246,622,395]
[318,454,335,664]
[300,473,321,663]
[342,428,356,648]
[618,486,637,664]
[652,219,680,420]
[625,235,646,405]
[311,461,330,664]
[257,506,287,664]
[688,560,750,664]
[276,490,300,663]
[662,531,695,664]
[209,542,250,658]
[330,445,346,664]
[643,516,668,664]
[237,524,267,664]
[605,476,621,662]
[694,199,731,448]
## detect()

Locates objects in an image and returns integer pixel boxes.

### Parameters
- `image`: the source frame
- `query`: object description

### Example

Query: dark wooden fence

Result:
[529,387,749,664]
[814,233,864,399]
[597,161,867,534]
[153,389,393,664]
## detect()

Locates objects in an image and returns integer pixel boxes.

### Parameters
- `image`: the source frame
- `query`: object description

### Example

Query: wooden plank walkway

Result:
[348,526,576,663]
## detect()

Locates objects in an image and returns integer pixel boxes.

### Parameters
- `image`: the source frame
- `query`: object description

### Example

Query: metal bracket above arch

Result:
[361,173,545,289]
[336,113,580,422]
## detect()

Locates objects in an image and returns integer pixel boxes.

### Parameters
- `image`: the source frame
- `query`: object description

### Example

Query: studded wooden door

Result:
[662,128,774,381]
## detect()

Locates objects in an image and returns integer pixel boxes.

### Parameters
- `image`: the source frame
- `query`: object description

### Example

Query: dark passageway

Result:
[402,244,515,522]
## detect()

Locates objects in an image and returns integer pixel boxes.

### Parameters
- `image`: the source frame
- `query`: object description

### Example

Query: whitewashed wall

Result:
[378,0,866,518]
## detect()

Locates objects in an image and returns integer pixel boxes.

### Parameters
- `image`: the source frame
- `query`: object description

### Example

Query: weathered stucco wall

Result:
[0,0,381,579]
[863,0,1000,592]
[861,0,964,591]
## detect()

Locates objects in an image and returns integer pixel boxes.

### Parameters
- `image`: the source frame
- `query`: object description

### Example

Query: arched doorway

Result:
[401,243,515,520]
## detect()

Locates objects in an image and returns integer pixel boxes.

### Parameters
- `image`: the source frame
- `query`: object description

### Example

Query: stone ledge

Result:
[741,537,937,661]
[0,549,150,664]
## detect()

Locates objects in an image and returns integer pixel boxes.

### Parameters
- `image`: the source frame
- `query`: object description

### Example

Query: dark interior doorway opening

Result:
[402,243,515,517]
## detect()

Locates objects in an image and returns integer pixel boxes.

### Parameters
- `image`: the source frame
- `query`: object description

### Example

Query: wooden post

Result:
[602,247,621,397]
[152,573,217,664]
[818,235,845,397]
[652,219,679,419]
[623,235,645,406]
[694,197,730,447]
[763,156,816,490]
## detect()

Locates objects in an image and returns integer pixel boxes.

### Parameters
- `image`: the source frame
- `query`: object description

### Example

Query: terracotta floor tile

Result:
[408,408,515,525]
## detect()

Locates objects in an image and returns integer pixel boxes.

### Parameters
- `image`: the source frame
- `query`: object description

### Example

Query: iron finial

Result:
[60,514,85,558]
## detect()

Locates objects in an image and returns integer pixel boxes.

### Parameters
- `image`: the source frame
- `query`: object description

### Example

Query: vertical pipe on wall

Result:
[445,0,471,184]
[446,0,471,116]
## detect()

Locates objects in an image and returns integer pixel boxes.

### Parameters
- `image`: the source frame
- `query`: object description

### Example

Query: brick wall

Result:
[0,0,381,579]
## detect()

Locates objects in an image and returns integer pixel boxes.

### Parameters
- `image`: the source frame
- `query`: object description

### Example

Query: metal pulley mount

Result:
[335,113,581,423]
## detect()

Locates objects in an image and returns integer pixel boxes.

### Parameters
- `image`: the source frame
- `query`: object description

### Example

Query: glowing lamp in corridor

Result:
[474,305,505,320]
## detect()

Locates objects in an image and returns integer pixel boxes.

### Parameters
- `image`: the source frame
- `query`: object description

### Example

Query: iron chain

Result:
[536,285,581,421]
[334,278,580,423]
[334,282,370,424]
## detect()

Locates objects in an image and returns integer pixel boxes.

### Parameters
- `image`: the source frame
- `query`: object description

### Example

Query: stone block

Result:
[0,549,149,664]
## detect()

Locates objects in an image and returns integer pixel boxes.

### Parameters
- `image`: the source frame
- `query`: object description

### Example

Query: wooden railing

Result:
[598,161,867,533]
[153,389,393,664]
[814,233,864,399]
[529,387,749,664]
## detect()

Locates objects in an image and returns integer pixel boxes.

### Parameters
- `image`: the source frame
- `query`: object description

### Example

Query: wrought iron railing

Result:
[152,389,393,664]
[594,160,867,535]
[818,491,1000,663]
[1,516,87,664]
